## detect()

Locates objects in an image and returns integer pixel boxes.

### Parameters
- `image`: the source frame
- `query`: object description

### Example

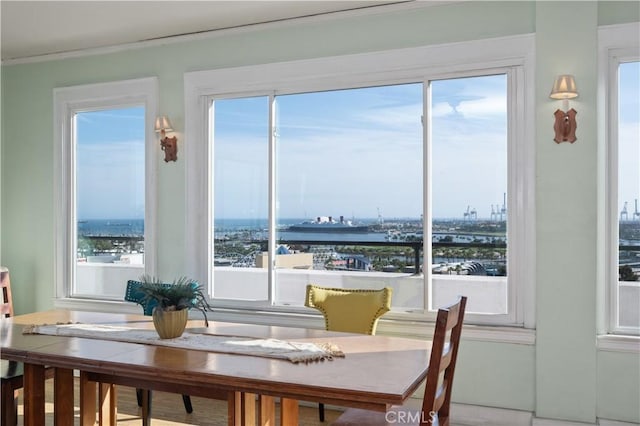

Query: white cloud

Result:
[457,94,507,117]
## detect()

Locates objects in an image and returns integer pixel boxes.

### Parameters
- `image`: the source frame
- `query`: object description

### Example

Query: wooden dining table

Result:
[0,310,430,425]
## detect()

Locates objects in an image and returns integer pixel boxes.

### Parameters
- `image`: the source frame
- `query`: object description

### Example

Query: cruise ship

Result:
[287,215,369,233]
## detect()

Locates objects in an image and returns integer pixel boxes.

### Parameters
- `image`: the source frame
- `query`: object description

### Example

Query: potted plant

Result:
[138,275,212,339]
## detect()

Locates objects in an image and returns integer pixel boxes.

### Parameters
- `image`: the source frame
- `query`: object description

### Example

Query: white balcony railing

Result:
[75,263,639,326]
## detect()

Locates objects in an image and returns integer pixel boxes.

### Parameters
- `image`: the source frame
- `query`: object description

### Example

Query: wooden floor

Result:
[13,378,341,425]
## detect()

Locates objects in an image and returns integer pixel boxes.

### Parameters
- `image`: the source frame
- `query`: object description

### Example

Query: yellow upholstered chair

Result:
[333,296,467,426]
[304,284,393,421]
[304,284,392,335]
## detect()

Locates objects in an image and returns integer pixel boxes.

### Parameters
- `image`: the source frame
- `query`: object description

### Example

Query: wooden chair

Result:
[124,280,194,423]
[333,296,467,426]
[304,284,393,421]
[0,267,55,426]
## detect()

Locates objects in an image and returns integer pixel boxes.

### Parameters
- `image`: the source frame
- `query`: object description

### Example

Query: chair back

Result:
[1,267,14,318]
[124,280,200,316]
[421,296,467,426]
[1,266,23,385]
[304,284,392,335]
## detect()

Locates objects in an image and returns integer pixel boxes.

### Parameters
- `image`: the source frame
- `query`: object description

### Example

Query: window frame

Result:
[185,35,535,327]
[600,23,640,336]
[53,77,159,302]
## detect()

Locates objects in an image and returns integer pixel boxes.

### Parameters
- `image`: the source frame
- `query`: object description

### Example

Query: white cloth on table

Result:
[23,323,344,364]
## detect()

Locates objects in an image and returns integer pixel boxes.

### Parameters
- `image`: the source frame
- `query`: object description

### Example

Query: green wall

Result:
[1,1,638,423]
[535,2,599,422]
[599,0,640,25]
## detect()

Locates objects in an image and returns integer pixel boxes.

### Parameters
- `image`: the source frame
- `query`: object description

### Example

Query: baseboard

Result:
[416,402,636,426]
[320,401,533,426]
[451,403,533,426]
[533,419,595,426]
[598,420,640,426]
[529,416,638,426]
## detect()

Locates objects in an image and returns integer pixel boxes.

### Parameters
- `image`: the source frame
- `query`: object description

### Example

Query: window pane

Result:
[274,84,424,308]
[75,106,145,297]
[212,97,269,300]
[618,61,640,329]
[430,74,508,314]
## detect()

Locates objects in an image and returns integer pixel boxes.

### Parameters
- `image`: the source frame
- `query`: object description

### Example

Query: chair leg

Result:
[136,388,143,407]
[182,394,193,413]
[141,389,152,426]
[318,402,325,422]
[12,394,18,426]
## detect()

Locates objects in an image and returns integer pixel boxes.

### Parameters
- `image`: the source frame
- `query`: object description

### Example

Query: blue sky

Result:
[618,61,640,218]
[76,107,145,220]
[213,74,507,220]
[76,66,638,222]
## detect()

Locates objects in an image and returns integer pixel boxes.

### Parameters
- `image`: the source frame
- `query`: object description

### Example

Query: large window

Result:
[54,78,158,302]
[212,96,269,300]
[430,74,508,314]
[601,23,640,336]
[609,58,640,334]
[75,107,146,296]
[617,61,640,332]
[186,37,534,326]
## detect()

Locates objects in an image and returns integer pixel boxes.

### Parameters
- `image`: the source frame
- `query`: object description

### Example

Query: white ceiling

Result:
[1,1,415,62]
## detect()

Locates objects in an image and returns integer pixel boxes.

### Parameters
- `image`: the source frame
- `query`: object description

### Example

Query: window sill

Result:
[54,297,535,345]
[597,334,640,353]
[378,318,535,345]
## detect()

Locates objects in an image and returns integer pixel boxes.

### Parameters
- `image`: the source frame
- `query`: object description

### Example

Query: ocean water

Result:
[78,218,384,240]
[77,217,508,244]
[78,219,144,237]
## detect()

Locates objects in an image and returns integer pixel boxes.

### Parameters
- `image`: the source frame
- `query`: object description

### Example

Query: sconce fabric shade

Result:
[550,75,578,144]
[155,116,173,133]
[550,75,578,99]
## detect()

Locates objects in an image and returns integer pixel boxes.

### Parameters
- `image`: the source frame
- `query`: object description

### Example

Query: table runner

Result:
[23,323,344,364]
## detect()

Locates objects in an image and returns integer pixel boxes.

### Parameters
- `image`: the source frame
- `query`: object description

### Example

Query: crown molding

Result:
[2,1,457,66]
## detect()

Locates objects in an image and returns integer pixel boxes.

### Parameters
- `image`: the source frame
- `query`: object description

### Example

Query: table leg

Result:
[54,368,74,425]
[258,395,275,426]
[279,398,299,426]
[229,391,257,425]
[99,382,117,426]
[23,364,45,426]
[79,371,96,426]
[1,376,20,426]
[228,392,237,426]
[244,393,256,425]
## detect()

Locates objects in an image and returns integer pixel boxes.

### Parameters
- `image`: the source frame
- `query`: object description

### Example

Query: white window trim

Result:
[185,34,536,328]
[53,77,159,301]
[598,23,640,337]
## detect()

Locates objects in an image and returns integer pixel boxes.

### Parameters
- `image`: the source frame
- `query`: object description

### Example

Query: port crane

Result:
[490,205,497,221]
[620,201,629,221]
[463,205,477,220]
[634,199,640,221]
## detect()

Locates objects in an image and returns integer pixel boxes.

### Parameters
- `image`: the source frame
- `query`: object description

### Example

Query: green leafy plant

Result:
[138,275,212,326]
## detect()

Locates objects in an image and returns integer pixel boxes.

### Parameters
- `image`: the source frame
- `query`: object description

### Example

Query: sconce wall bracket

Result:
[553,108,577,144]
[155,115,177,162]
[161,136,178,162]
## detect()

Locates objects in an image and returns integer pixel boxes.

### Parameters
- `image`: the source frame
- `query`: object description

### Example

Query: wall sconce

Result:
[155,115,178,162]
[550,74,578,144]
